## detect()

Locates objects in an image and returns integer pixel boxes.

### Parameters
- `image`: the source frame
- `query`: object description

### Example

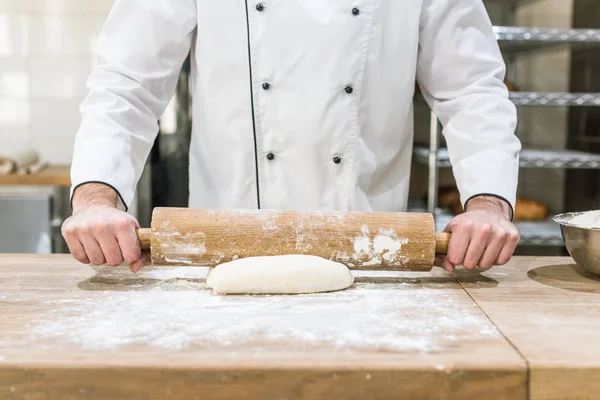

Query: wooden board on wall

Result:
[0,166,71,187]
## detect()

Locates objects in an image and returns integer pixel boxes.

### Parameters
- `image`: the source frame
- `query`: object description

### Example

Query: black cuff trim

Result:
[463,193,514,222]
[70,181,129,212]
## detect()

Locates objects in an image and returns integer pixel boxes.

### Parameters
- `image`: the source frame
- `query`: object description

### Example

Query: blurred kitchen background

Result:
[0,0,599,256]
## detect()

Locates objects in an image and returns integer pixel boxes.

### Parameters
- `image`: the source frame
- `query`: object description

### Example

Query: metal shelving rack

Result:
[495,26,600,53]
[414,2,600,247]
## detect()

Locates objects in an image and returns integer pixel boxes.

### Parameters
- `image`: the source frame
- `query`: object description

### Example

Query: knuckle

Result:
[510,230,521,243]
[62,224,76,238]
[496,229,508,241]
[459,219,473,230]
[114,217,131,231]
[83,225,95,236]
[480,223,491,235]
[94,222,108,234]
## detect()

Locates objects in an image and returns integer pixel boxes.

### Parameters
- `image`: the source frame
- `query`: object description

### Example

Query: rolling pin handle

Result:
[435,232,451,255]
[136,228,152,251]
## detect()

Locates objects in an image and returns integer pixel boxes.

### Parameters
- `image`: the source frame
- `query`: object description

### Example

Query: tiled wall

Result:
[0,0,114,164]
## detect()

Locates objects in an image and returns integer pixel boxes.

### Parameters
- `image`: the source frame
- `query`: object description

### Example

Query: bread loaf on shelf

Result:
[504,79,519,92]
[437,187,549,221]
[0,149,40,175]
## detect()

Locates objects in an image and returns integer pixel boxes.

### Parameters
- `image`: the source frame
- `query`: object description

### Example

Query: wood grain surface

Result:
[0,165,70,187]
[0,254,526,400]
[147,207,441,271]
[455,256,600,400]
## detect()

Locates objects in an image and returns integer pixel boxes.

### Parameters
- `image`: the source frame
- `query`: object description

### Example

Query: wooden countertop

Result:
[2,255,598,399]
[456,257,600,400]
[0,255,525,400]
[0,165,71,187]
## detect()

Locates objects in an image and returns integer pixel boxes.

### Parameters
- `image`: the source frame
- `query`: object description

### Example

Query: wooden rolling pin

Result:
[136,207,451,271]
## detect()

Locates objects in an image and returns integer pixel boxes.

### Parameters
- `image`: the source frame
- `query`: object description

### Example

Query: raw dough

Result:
[206,254,354,294]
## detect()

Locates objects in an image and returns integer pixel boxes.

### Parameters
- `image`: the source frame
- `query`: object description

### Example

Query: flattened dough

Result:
[206,255,354,294]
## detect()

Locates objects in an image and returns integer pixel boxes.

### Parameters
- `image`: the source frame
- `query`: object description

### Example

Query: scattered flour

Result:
[373,233,409,262]
[567,210,600,229]
[4,268,500,353]
[159,232,207,264]
[352,226,409,265]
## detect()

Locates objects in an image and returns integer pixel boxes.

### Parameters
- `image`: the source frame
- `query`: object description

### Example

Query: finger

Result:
[114,219,142,264]
[440,221,458,272]
[62,224,90,264]
[445,221,472,268]
[78,233,106,265]
[477,229,506,270]
[66,238,90,264]
[95,231,124,267]
[495,226,520,265]
[462,223,491,270]
[442,219,456,233]
[434,255,455,273]
[434,255,445,268]
[130,252,151,273]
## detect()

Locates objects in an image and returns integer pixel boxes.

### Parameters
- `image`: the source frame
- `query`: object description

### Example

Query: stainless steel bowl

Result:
[553,211,600,275]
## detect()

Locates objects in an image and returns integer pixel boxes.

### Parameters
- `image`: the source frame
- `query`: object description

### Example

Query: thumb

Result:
[130,251,151,273]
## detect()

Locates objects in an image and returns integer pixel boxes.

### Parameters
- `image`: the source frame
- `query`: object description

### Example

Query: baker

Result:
[62,0,521,274]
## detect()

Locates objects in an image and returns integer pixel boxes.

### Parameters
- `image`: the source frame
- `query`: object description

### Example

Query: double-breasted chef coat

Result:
[71,0,521,214]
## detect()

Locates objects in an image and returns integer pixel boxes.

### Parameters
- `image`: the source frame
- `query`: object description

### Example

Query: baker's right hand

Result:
[61,183,149,272]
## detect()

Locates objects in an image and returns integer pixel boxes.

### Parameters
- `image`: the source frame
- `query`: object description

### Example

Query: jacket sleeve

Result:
[70,0,197,209]
[416,0,521,212]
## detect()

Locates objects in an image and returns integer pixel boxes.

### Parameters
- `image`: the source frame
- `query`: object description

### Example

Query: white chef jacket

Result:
[71,0,521,214]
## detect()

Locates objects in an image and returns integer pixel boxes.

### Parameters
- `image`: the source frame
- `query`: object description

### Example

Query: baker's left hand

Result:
[436,196,520,273]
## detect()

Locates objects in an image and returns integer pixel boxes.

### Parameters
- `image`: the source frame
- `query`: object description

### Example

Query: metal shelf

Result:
[413,146,600,169]
[414,92,600,107]
[484,0,541,5]
[509,92,600,106]
[495,26,600,53]
[433,212,563,247]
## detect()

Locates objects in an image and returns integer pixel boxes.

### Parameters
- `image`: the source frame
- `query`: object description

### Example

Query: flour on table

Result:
[206,254,354,294]
[9,267,500,354]
[568,210,600,229]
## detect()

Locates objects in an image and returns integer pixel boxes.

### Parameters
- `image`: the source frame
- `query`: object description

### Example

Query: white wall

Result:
[0,0,114,164]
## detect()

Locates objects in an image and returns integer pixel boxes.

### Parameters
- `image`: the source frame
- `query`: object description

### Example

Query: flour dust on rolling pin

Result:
[149,208,434,270]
